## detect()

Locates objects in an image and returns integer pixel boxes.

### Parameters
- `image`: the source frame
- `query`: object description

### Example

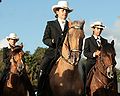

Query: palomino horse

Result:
[87,40,118,96]
[2,44,28,96]
[50,20,85,96]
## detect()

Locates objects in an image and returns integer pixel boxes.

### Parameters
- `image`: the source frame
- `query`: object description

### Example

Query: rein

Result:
[61,29,81,65]
[94,55,114,89]
[94,72,114,89]
[60,54,80,66]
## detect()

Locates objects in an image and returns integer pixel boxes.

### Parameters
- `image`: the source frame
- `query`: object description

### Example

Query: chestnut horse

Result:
[87,40,118,96]
[2,45,28,96]
[50,20,85,96]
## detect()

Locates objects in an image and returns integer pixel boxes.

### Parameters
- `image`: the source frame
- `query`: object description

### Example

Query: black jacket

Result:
[3,47,12,72]
[84,35,108,65]
[43,19,69,57]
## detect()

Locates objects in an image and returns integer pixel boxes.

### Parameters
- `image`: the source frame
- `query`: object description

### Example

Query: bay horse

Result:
[50,20,85,96]
[2,44,29,96]
[87,40,118,96]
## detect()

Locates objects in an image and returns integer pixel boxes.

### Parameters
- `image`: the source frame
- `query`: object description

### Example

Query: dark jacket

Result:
[3,47,12,73]
[43,19,69,58]
[84,35,108,65]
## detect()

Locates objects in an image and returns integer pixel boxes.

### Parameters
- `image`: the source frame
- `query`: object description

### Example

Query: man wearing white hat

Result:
[37,1,73,95]
[0,33,35,96]
[83,21,108,93]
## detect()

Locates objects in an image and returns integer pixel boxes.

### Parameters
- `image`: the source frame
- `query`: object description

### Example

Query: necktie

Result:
[96,38,101,47]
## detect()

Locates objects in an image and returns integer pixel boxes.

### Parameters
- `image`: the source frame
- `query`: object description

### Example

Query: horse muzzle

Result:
[17,63,24,72]
[107,65,114,79]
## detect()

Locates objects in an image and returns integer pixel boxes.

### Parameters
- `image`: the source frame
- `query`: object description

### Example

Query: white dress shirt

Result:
[58,18,66,31]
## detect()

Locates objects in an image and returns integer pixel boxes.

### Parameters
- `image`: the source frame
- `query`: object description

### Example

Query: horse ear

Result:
[68,18,72,28]
[80,19,85,30]
[111,40,114,46]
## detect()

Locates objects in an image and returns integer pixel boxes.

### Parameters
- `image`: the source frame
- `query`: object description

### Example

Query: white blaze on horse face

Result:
[60,83,63,87]
[107,65,114,79]
[17,60,24,72]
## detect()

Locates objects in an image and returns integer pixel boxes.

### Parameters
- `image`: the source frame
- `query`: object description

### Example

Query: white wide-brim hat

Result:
[90,21,106,29]
[52,1,73,14]
[6,33,19,41]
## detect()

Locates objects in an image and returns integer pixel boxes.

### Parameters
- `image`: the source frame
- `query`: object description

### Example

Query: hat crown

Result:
[90,21,105,29]
[57,1,69,8]
[7,33,19,40]
[52,0,73,13]
[93,21,103,26]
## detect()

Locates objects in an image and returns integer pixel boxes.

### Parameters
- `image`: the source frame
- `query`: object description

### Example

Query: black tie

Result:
[96,38,101,47]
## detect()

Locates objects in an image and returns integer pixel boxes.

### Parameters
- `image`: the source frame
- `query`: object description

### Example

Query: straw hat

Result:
[90,21,105,29]
[6,33,19,41]
[52,1,73,14]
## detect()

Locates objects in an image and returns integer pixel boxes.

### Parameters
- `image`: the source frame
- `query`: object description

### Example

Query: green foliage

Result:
[23,47,47,87]
[0,49,5,79]
[116,68,120,82]
[33,47,47,63]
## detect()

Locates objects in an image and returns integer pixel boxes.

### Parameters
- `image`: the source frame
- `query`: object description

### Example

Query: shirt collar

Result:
[8,44,16,49]
[58,18,66,24]
[93,35,100,40]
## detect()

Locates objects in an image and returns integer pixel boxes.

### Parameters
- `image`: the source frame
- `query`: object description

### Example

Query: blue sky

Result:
[0,0,120,68]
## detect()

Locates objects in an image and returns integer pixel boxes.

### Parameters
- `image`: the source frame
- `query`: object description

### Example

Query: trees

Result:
[23,47,46,88]
[0,49,5,79]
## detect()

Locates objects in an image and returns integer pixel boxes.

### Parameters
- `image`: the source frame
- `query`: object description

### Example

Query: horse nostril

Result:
[17,64,24,72]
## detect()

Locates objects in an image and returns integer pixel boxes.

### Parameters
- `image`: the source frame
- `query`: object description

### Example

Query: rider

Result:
[37,1,73,95]
[0,33,35,96]
[83,21,108,91]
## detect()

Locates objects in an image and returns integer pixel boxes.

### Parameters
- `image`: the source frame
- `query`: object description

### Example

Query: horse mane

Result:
[101,41,116,56]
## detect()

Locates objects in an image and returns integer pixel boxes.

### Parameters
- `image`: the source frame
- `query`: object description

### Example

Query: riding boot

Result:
[37,70,47,96]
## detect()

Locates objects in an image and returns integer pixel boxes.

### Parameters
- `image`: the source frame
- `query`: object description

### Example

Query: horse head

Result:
[97,40,116,79]
[10,43,24,74]
[62,20,85,65]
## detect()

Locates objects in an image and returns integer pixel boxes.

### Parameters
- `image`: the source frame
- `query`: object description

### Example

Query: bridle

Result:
[94,53,114,89]
[10,51,24,76]
[61,26,84,66]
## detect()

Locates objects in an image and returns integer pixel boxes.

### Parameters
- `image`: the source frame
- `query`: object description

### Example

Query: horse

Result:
[49,20,85,96]
[2,44,29,96]
[87,40,118,96]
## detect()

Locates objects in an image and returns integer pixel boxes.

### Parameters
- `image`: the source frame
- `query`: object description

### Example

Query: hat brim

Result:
[52,5,73,14]
[91,25,105,29]
[6,37,19,41]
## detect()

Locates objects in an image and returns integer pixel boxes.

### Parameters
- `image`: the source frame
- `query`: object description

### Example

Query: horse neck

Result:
[61,34,70,59]
[95,58,109,80]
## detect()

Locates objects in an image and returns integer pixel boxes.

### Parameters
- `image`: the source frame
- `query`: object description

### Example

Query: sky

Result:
[0,0,120,68]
